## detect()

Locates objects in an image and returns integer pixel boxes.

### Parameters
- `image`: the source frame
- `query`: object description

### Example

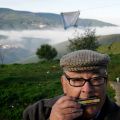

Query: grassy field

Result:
[98,42,120,54]
[97,42,120,81]
[0,55,119,120]
[0,61,63,120]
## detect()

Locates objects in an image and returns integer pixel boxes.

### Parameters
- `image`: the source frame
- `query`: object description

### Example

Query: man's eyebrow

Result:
[64,73,73,78]
[64,73,103,79]
[64,73,70,78]
[64,73,84,79]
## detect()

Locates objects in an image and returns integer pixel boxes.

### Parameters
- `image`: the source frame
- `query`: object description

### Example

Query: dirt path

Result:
[109,81,120,106]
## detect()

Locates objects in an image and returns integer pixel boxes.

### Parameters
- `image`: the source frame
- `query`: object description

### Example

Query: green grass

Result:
[0,56,119,120]
[97,42,120,54]
[0,60,63,120]
[97,42,120,81]
[108,54,120,81]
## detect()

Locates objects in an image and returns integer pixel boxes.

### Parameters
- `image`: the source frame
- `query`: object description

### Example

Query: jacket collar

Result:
[95,96,119,120]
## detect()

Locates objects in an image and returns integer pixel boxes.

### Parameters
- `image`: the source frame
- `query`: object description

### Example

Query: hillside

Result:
[98,34,120,45]
[0,37,50,64]
[0,8,117,30]
[54,34,120,57]
[0,47,33,64]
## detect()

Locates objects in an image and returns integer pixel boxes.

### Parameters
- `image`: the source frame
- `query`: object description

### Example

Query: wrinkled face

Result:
[61,70,107,119]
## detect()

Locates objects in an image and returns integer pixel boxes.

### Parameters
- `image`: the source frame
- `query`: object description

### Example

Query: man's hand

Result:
[50,96,83,120]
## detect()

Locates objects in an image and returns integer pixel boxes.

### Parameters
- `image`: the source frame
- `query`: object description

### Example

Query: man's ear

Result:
[61,75,67,94]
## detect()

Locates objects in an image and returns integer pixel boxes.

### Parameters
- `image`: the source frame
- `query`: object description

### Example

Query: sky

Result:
[0,0,120,25]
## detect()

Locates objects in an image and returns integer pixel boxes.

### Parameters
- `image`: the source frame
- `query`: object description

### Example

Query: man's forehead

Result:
[64,69,107,76]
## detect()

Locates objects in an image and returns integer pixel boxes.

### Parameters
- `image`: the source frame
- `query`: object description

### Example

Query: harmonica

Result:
[76,98,100,106]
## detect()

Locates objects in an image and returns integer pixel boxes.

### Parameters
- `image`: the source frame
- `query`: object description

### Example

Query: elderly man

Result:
[23,50,120,120]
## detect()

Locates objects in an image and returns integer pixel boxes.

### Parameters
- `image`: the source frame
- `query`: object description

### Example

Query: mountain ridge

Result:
[0,8,117,30]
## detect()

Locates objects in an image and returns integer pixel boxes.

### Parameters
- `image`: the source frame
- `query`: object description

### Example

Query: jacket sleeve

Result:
[23,96,61,120]
[23,100,51,120]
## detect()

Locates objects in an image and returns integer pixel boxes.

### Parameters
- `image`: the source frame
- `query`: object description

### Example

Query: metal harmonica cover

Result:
[77,98,100,105]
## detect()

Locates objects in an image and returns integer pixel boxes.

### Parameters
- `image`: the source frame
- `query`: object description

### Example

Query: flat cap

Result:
[60,50,110,71]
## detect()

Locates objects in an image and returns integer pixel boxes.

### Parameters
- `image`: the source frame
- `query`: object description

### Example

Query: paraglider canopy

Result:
[61,11,80,29]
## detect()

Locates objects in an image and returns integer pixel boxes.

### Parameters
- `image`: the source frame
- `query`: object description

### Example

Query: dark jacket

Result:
[23,96,120,120]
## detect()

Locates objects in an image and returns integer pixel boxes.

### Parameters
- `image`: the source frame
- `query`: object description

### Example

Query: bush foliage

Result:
[68,28,100,51]
[36,44,57,60]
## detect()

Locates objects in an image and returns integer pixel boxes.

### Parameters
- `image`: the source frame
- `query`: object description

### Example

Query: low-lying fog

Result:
[0,26,120,63]
[0,26,120,47]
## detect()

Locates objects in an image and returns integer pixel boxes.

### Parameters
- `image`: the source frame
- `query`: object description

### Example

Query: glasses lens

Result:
[70,78,85,87]
[91,77,105,86]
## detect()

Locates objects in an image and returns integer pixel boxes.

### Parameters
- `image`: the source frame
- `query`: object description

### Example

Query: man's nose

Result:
[81,81,94,93]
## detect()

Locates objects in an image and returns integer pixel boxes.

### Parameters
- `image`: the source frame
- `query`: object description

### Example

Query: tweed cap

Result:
[60,50,110,71]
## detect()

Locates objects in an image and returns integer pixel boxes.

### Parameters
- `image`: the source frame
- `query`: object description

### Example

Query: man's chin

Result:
[84,105,99,117]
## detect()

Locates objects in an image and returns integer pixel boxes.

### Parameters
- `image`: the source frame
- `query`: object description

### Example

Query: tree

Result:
[68,28,100,51]
[36,44,57,60]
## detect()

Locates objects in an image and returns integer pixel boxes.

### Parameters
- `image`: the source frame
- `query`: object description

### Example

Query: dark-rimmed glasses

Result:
[64,73,107,87]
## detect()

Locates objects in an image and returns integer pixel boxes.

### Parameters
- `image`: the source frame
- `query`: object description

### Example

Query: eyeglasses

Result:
[64,73,107,87]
